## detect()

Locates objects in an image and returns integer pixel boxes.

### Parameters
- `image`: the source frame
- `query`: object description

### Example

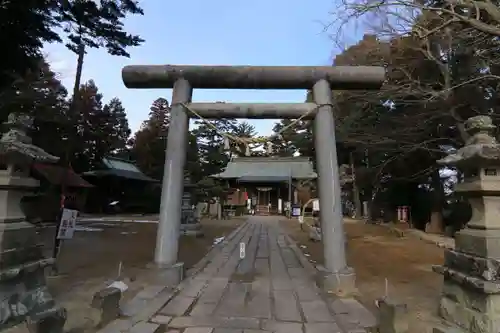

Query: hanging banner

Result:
[57,208,78,240]
[313,199,320,211]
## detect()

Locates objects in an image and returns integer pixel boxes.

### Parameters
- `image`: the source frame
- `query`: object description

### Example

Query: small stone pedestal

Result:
[433,116,500,333]
[0,114,66,332]
[318,266,357,298]
[145,262,185,286]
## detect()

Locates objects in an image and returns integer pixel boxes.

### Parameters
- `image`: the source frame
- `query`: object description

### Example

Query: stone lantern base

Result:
[0,176,66,332]
[0,222,67,332]
[433,228,500,333]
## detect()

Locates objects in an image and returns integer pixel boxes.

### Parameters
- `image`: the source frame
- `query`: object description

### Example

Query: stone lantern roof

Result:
[437,115,500,169]
[0,113,59,165]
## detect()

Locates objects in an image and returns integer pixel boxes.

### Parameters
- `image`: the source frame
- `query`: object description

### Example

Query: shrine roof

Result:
[212,156,317,182]
[81,157,158,182]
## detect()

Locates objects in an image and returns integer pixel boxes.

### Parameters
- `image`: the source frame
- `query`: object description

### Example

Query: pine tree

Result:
[54,0,144,56]
[192,119,237,177]
[70,80,131,172]
[131,98,171,179]
[230,121,257,157]
[103,97,131,154]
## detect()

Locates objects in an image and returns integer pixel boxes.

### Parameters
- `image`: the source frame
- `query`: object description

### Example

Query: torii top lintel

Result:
[122,65,386,90]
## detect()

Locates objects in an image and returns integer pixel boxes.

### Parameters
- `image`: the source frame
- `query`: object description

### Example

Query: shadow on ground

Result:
[6,218,243,333]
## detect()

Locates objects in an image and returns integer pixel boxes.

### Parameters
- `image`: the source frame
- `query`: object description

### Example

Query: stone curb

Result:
[407,229,454,250]
[78,218,158,224]
[379,223,455,250]
[283,232,318,275]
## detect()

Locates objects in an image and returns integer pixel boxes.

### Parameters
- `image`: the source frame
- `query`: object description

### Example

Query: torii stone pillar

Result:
[122,65,385,291]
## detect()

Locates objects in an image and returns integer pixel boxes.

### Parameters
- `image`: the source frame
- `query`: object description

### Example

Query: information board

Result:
[56,208,78,240]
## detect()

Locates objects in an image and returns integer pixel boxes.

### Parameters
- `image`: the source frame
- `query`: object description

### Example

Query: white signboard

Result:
[57,208,78,240]
[298,215,304,224]
[239,242,246,259]
[313,199,320,211]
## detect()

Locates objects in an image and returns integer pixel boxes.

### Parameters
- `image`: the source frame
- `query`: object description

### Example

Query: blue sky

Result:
[43,0,358,135]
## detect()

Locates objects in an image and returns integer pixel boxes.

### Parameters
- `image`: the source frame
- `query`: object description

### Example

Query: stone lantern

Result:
[0,113,66,332]
[179,176,203,237]
[434,115,500,333]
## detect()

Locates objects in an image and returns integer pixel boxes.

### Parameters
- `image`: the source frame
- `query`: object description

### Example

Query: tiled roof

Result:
[81,169,158,182]
[81,157,158,182]
[213,156,317,181]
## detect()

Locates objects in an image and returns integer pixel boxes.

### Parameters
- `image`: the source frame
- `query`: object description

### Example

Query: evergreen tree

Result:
[131,98,171,179]
[68,80,130,172]
[1,59,70,158]
[230,121,257,157]
[0,0,60,88]
[54,0,144,56]
[103,97,131,154]
[192,119,238,177]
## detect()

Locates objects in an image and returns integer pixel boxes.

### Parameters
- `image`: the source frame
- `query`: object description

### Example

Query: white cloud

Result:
[43,48,77,88]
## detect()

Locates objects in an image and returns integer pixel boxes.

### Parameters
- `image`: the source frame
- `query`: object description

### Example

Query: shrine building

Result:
[212,156,317,215]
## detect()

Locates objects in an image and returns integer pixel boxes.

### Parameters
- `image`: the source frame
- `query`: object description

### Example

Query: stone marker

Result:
[433,115,500,333]
[309,219,322,242]
[0,113,66,332]
[374,298,408,333]
[92,286,122,326]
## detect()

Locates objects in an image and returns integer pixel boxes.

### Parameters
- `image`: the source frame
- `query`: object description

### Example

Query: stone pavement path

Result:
[100,216,375,333]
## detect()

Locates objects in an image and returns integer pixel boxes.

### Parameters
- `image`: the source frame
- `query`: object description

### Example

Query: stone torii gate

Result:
[122,65,385,292]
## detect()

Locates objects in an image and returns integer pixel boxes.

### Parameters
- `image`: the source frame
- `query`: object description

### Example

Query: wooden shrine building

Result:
[82,157,158,213]
[212,156,317,215]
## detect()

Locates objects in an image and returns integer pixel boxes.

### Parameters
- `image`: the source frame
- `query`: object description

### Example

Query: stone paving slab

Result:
[98,216,376,333]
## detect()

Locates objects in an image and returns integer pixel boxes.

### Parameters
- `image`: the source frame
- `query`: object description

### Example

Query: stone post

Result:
[155,79,192,268]
[434,115,500,333]
[312,79,355,295]
[0,113,66,332]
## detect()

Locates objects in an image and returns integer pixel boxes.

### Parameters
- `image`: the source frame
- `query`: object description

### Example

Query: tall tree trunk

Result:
[52,43,85,275]
[350,151,363,218]
[71,43,86,110]
[63,43,85,188]
[426,168,445,234]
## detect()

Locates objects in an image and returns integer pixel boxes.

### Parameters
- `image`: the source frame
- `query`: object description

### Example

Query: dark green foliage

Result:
[54,0,144,56]
[0,0,60,121]
[69,80,131,172]
[130,98,171,180]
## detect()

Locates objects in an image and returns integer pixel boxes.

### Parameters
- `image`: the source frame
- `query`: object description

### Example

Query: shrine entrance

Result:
[121,64,385,291]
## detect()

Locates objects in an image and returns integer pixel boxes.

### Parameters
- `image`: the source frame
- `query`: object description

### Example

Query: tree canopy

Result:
[4,0,496,231]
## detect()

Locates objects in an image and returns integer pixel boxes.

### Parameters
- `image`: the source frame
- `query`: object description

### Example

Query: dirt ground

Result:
[281,218,445,333]
[7,218,243,333]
